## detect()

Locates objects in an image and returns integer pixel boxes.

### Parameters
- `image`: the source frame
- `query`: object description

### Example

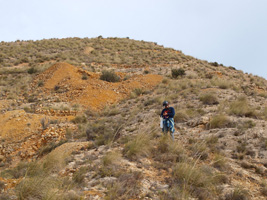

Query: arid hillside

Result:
[0,37,267,200]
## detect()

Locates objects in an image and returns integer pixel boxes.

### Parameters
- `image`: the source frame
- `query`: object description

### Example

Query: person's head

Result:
[163,101,169,108]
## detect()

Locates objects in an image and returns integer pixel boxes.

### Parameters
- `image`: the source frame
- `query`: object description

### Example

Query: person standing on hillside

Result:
[160,101,175,140]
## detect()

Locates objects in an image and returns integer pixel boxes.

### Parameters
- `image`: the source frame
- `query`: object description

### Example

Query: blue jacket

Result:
[160,107,175,119]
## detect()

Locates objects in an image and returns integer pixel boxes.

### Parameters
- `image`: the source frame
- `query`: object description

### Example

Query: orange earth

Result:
[32,62,163,110]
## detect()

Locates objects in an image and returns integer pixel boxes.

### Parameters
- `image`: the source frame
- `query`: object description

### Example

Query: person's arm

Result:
[160,109,164,117]
[168,107,175,118]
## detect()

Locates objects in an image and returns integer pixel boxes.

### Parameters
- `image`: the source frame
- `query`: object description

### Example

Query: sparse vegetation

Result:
[105,171,143,200]
[229,96,257,118]
[212,153,227,170]
[199,93,219,105]
[27,67,38,74]
[211,78,231,89]
[123,132,153,160]
[0,37,266,199]
[172,162,221,199]
[71,115,87,124]
[225,185,250,200]
[171,68,186,78]
[40,117,50,130]
[100,70,121,82]
[72,166,89,184]
[209,114,232,129]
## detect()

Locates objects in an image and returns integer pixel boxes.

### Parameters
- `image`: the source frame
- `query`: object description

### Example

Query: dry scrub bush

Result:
[175,108,205,121]
[174,110,190,122]
[172,162,220,199]
[190,141,209,160]
[199,93,219,105]
[212,153,228,170]
[105,171,143,200]
[71,115,87,124]
[16,176,62,200]
[130,88,144,98]
[209,114,232,129]
[211,78,232,89]
[14,148,76,199]
[154,135,186,163]
[159,184,191,200]
[229,97,257,118]
[97,151,123,178]
[72,166,90,185]
[15,157,72,200]
[224,185,250,200]
[123,132,153,160]
[85,117,123,145]
[102,151,122,166]
[1,162,31,179]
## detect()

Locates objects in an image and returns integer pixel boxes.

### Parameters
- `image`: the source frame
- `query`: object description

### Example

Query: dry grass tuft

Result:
[105,171,143,200]
[199,93,219,105]
[172,162,219,199]
[224,185,250,200]
[123,132,153,160]
[209,114,233,129]
[154,135,186,164]
[229,97,258,118]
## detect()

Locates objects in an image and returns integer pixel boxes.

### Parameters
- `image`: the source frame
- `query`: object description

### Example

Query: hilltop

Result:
[0,37,267,200]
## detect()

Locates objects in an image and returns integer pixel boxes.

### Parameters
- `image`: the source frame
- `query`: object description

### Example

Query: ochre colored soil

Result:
[32,63,163,110]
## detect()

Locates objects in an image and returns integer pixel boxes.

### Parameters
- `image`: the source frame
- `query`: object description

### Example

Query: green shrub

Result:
[37,80,44,87]
[27,67,37,74]
[199,93,219,105]
[171,68,185,78]
[210,62,219,66]
[100,70,120,82]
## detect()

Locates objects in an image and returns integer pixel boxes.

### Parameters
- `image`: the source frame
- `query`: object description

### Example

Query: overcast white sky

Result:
[0,0,266,79]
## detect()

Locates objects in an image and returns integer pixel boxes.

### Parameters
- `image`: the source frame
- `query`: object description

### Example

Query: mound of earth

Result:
[0,110,45,142]
[32,63,163,110]
[0,110,76,165]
